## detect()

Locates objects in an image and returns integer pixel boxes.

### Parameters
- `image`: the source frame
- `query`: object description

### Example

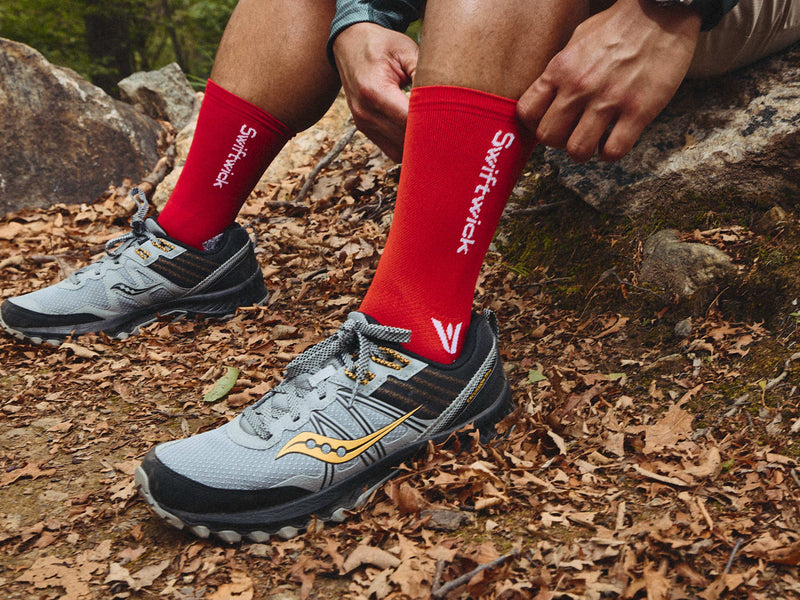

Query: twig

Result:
[295,125,357,204]
[596,268,671,304]
[431,549,519,598]
[29,254,59,264]
[135,154,174,198]
[765,352,800,391]
[432,559,445,592]
[504,201,567,218]
[724,537,745,574]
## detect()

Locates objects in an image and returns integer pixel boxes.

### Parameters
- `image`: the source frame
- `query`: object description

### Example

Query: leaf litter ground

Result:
[1,129,800,600]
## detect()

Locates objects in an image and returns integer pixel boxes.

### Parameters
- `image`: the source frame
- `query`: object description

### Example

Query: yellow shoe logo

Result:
[276,406,421,464]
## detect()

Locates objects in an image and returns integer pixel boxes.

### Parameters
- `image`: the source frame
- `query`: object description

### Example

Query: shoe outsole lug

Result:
[217,530,242,543]
[276,526,298,540]
[247,531,271,543]
[190,525,211,538]
[329,508,348,523]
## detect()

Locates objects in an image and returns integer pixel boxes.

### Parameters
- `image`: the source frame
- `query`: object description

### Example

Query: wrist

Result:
[628,0,702,35]
[643,0,703,25]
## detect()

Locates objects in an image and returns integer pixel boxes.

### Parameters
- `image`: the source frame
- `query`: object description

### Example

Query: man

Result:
[2,0,798,541]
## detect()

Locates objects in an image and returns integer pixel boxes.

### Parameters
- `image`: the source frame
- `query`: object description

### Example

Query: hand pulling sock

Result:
[157,79,292,249]
[360,85,534,364]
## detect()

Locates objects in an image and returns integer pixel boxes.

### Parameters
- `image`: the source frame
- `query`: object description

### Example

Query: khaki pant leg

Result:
[688,0,800,77]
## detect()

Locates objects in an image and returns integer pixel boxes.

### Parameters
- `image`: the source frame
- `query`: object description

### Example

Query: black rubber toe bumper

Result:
[0,300,99,329]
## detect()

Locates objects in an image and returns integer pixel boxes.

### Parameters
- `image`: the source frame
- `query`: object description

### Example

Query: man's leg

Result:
[360,0,587,362]
[158,0,341,248]
[136,1,591,542]
[0,0,340,345]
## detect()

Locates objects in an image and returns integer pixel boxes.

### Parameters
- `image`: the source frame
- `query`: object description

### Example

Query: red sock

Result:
[360,86,534,363]
[157,80,292,249]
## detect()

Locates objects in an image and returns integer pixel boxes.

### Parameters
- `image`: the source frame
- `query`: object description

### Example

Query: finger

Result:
[517,78,557,134]
[364,128,403,162]
[356,122,403,163]
[566,106,617,163]
[392,37,419,83]
[375,81,410,129]
[535,96,583,149]
[599,114,647,162]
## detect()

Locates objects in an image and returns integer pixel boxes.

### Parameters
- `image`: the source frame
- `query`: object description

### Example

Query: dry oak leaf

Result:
[681,446,722,480]
[744,533,800,565]
[0,221,24,240]
[1,461,56,487]
[365,568,394,600]
[628,401,694,454]
[342,544,401,574]
[390,557,429,599]
[207,572,254,600]
[17,556,90,600]
[386,480,424,514]
[61,342,100,359]
[643,561,671,600]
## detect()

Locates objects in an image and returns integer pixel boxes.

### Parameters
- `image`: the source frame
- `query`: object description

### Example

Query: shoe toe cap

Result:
[1,297,99,329]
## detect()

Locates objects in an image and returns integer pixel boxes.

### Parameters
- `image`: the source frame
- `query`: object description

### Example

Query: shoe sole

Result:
[0,269,268,347]
[134,386,513,543]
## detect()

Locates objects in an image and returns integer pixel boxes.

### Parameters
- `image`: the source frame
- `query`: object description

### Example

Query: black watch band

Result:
[651,0,695,6]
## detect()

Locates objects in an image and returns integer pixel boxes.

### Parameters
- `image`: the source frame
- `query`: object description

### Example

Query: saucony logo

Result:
[111,283,159,297]
[431,318,462,355]
[276,406,421,464]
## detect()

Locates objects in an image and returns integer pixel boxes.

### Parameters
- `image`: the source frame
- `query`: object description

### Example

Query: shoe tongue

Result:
[144,218,168,236]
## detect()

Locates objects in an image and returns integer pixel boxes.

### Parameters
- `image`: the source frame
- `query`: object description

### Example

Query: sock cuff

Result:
[409,85,519,121]
[205,79,293,138]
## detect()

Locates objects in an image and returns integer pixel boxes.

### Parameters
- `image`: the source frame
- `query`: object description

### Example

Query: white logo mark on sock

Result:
[431,318,462,355]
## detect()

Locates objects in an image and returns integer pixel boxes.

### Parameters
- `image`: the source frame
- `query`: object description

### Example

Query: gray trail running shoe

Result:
[0,189,268,345]
[135,310,512,543]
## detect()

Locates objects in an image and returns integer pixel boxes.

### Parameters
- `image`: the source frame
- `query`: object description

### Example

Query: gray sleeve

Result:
[327,0,424,65]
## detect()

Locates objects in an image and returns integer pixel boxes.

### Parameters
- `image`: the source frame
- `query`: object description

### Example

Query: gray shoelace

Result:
[242,316,411,440]
[70,188,158,282]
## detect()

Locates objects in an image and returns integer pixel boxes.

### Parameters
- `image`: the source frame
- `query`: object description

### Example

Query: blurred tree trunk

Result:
[159,0,186,71]
[84,0,133,93]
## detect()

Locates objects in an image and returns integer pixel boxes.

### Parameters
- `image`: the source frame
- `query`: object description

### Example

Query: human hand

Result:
[333,22,419,162]
[518,0,701,163]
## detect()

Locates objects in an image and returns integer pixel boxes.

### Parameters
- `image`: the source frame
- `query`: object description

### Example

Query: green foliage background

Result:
[0,0,237,93]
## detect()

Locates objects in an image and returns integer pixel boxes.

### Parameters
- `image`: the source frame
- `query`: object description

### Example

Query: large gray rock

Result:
[118,62,197,130]
[0,38,165,215]
[545,42,800,215]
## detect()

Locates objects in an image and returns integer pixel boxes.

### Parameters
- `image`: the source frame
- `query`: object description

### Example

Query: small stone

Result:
[639,230,736,300]
[421,508,472,531]
[753,205,787,235]
[674,317,693,339]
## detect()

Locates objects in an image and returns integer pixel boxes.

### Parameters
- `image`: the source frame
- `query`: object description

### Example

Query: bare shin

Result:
[210,0,341,131]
